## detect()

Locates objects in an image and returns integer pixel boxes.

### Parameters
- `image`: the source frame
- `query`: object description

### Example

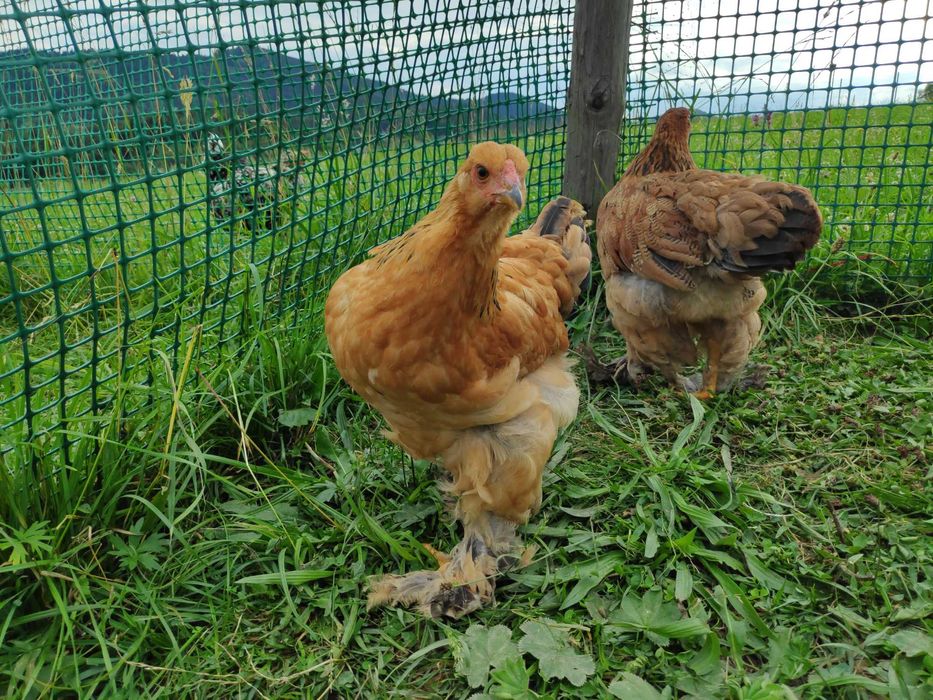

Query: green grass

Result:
[1,106,932,697]
[1,106,931,454]
[1,276,930,698]
[0,131,568,455]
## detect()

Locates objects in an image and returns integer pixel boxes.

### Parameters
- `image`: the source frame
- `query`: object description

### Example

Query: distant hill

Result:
[0,47,562,177]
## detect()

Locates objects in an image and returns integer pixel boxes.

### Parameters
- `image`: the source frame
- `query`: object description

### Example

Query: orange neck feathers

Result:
[372,182,515,320]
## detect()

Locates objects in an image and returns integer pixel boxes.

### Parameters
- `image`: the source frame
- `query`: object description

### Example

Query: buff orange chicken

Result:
[325,143,591,618]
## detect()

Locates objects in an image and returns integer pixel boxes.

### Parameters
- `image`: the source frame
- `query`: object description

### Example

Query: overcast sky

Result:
[1,0,930,111]
[634,0,932,111]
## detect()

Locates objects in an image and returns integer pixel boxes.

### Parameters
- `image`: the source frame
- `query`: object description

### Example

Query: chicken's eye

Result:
[476,166,490,181]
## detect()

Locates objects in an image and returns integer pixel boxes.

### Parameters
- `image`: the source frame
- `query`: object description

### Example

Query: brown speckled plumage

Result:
[596,107,823,396]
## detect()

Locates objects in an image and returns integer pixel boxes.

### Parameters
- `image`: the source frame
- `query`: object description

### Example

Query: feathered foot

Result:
[676,372,702,393]
[690,372,717,400]
[682,365,767,397]
[367,516,525,619]
[736,363,769,391]
[580,345,650,387]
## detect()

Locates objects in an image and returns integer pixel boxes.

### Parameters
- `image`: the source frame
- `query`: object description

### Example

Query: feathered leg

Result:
[368,358,578,619]
[614,321,698,390]
[367,409,551,618]
[603,274,698,390]
[693,310,763,398]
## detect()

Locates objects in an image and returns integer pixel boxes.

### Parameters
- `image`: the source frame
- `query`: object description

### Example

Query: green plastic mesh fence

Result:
[0,0,930,465]
[0,1,575,464]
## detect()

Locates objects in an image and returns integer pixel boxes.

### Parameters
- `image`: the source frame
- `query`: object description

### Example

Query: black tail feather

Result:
[524,196,592,317]
[721,189,821,276]
[536,196,573,238]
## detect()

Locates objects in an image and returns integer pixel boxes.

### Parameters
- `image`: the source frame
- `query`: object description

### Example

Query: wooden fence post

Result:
[562,0,634,215]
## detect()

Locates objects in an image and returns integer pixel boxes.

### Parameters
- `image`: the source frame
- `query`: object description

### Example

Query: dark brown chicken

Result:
[596,108,822,397]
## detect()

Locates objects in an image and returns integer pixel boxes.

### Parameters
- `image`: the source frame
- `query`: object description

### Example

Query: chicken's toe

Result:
[367,570,448,612]
[367,562,490,619]
[422,542,451,566]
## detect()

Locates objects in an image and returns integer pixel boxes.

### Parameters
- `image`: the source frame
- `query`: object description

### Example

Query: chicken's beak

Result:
[494,180,524,210]
[502,182,524,210]
[494,160,524,210]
